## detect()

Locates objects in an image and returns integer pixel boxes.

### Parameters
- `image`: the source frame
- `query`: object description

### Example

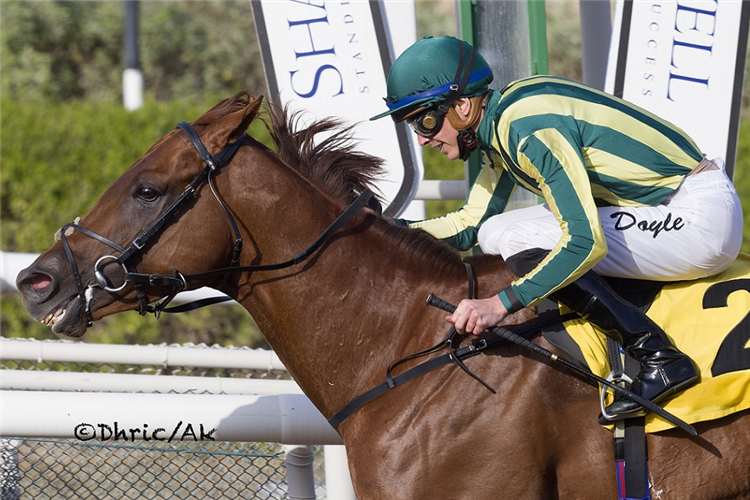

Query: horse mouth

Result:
[40,296,87,337]
[42,306,67,328]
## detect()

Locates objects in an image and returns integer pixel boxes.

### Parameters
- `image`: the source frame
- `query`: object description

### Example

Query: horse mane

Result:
[265,103,464,269]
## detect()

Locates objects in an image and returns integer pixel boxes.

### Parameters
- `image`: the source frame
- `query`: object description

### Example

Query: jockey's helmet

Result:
[370,35,493,123]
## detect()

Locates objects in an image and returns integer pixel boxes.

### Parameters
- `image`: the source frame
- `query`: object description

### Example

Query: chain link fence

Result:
[1,340,331,499]
[1,438,326,500]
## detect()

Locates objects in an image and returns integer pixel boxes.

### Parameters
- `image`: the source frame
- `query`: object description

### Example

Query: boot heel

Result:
[604,356,699,419]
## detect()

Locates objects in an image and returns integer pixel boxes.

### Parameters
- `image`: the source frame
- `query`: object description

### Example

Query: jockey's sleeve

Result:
[495,125,607,313]
[395,161,516,251]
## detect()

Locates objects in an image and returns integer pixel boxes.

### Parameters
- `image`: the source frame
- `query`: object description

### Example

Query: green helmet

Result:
[370,36,493,122]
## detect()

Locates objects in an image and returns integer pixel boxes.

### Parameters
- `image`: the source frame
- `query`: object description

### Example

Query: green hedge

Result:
[1,96,272,252]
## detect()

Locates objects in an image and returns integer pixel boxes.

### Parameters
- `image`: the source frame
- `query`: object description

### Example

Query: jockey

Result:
[371,35,744,419]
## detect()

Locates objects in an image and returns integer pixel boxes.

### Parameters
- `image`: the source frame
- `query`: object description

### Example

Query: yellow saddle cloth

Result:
[562,254,750,433]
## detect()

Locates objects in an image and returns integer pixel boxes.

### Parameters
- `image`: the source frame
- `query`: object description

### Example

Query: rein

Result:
[329,302,581,428]
[58,121,375,322]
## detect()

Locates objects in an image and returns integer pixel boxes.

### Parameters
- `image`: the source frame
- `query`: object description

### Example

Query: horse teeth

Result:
[42,308,66,326]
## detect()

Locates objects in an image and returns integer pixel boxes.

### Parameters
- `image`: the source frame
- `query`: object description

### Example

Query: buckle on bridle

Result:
[148,271,187,289]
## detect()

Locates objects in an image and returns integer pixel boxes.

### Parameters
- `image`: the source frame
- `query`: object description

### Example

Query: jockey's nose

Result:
[417,134,431,146]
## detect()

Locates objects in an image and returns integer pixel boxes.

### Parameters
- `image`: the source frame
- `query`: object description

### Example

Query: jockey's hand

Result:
[447,295,509,335]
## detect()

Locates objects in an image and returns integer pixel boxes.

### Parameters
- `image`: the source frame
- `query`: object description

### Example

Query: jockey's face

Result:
[416,115,461,159]
[414,97,472,161]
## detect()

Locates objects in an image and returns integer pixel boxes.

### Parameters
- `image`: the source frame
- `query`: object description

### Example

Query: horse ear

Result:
[205,91,264,150]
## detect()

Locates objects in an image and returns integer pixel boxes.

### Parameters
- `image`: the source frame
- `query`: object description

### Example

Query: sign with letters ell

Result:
[605,0,750,179]
[251,0,419,217]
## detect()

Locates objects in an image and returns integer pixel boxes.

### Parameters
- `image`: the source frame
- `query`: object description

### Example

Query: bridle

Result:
[58,121,375,327]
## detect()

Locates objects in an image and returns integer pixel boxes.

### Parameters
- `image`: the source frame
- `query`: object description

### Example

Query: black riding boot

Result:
[553,271,699,418]
[505,249,700,418]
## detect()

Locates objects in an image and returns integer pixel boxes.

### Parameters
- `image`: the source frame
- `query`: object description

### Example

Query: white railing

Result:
[1,391,341,444]
[0,368,301,395]
[0,336,285,371]
[0,338,354,499]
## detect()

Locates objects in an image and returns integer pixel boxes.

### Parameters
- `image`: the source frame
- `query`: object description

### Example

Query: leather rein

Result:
[58,121,376,325]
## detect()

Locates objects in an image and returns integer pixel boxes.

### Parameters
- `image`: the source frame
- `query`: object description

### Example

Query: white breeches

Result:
[478,158,744,281]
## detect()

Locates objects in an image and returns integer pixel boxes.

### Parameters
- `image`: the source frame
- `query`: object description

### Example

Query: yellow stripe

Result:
[409,164,500,240]
[585,149,686,187]
[504,76,702,154]
[500,93,698,168]
[511,128,606,298]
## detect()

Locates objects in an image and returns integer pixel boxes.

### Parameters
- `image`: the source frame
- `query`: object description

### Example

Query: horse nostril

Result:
[17,269,55,295]
[27,272,53,290]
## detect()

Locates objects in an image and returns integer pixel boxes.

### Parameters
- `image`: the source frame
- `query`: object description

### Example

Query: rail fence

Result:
[0,338,351,500]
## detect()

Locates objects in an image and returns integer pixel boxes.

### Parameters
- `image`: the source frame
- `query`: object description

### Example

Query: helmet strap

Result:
[457,129,480,161]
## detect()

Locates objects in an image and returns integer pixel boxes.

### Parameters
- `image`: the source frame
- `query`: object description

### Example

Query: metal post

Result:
[283,445,316,500]
[528,0,548,76]
[468,0,541,210]
[123,0,143,111]
[579,0,611,90]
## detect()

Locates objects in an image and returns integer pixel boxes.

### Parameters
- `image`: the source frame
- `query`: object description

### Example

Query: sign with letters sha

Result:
[605,0,750,179]
[251,0,419,217]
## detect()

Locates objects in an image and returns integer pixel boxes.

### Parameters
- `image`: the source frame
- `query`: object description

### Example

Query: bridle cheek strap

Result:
[59,120,377,323]
[56,122,247,322]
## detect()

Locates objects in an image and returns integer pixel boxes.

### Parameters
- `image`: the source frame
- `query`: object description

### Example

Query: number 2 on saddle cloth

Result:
[548,253,750,434]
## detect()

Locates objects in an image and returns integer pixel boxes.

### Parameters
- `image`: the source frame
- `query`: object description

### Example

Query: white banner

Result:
[605,0,750,178]
[251,0,421,216]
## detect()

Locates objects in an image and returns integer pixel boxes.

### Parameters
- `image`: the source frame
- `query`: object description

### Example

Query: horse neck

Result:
[216,150,474,416]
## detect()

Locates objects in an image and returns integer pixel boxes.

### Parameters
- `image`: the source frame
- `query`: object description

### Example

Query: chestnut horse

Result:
[16,92,750,499]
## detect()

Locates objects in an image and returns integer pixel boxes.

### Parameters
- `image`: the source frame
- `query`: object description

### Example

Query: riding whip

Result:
[426,293,698,436]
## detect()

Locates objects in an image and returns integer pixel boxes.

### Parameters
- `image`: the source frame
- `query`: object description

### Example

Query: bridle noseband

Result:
[58,121,375,326]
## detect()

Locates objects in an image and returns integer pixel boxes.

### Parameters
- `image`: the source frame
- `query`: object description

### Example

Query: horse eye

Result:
[136,186,160,202]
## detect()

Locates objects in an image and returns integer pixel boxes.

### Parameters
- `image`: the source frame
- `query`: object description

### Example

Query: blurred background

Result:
[2,0,749,347]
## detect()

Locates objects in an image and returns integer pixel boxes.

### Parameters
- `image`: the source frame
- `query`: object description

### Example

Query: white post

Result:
[324,445,356,500]
[123,0,143,111]
[283,445,316,500]
[123,68,144,111]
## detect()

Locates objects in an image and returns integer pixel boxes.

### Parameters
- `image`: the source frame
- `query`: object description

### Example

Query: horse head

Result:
[16,91,263,337]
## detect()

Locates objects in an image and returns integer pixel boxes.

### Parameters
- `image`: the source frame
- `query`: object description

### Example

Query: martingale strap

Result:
[328,334,503,429]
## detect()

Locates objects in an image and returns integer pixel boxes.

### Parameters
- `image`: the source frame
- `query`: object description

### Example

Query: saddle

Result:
[542,253,750,433]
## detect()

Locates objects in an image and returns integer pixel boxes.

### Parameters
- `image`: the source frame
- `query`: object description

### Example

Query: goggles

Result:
[406,107,446,138]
